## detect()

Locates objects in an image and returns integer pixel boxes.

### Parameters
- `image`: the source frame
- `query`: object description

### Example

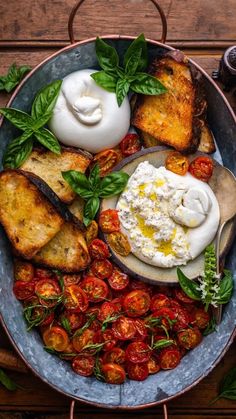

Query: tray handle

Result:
[68,0,167,44]
[69,400,169,418]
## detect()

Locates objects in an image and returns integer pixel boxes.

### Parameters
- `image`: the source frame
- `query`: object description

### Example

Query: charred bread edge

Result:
[29,145,93,161]
[3,169,85,232]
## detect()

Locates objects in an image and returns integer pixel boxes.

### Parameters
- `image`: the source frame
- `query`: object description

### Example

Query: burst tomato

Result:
[177,327,202,349]
[152,307,176,329]
[93,149,120,177]
[107,231,131,256]
[62,274,81,287]
[123,290,151,317]
[80,276,108,302]
[34,268,55,279]
[172,306,190,331]
[108,267,129,291]
[99,209,120,233]
[192,308,210,329]
[120,133,141,156]
[72,328,95,353]
[125,341,151,364]
[103,347,126,365]
[150,294,170,312]
[112,316,136,340]
[60,311,85,331]
[97,302,119,323]
[159,348,181,369]
[63,285,88,312]
[127,362,149,381]
[189,156,213,182]
[85,220,98,245]
[147,356,160,374]
[102,363,126,384]
[133,318,148,341]
[42,326,69,352]
[35,279,61,308]
[88,239,110,259]
[72,355,95,376]
[13,280,36,300]
[165,151,189,175]
[91,258,113,279]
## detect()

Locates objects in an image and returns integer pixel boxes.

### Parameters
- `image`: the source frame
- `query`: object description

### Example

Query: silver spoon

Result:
[213,166,236,323]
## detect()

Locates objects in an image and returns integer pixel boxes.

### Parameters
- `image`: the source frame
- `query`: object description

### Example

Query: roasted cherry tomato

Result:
[42,326,69,352]
[125,341,151,364]
[63,285,88,312]
[177,327,202,349]
[72,328,95,353]
[14,260,34,282]
[60,311,85,331]
[192,308,210,329]
[103,347,126,365]
[35,279,61,308]
[189,156,213,182]
[174,288,195,304]
[13,280,36,300]
[34,268,55,279]
[123,290,151,317]
[93,149,120,177]
[172,306,190,331]
[150,294,170,312]
[97,301,119,323]
[107,231,131,256]
[108,267,129,291]
[91,258,113,279]
[95,329,117,352]
[133,318,148,341]
[120,133,141,156]
[62,274,81,287]
[102,363,126,384]
[165,151,189,176]
[159,348,181,370]
[99,209,120,233]
[60,342,77,360]
[23,296,54,327]
[72,355,95,376]
[152,307,176,329]
[85,220,98,245]
[127,362,149,381]
[147,356,160,374]
[112,316,136,340]
[80,276,108,302]
[88,239,109,260]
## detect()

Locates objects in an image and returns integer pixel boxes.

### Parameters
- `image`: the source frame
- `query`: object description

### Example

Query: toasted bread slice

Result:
[0,170,66,259]
[68,197,84,222]
[132,55,201,153]
[33,222,90,272]
[198,120,216,154]
[21,147,92,203]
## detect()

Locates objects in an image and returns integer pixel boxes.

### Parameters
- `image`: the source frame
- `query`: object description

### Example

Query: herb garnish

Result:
[62,164,129,226]
[177,245,233,310]
[210,367,236,404]
[152,339,174,350]
[0,80,62,168]
[0,63,31,93]
[0,368,18,391]
[91,34,167,106]
[203,315,217,336]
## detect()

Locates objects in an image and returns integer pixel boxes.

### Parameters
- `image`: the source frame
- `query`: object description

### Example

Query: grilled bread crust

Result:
[132,55,202,153]
[21,146,92,204]
[33,221,90,272]
[0,170,65,259]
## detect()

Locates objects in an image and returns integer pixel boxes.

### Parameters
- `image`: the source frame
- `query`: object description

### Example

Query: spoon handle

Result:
[215,221,226,324]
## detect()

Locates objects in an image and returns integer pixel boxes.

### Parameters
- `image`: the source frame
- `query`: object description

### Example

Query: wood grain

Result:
[0,0,236,43]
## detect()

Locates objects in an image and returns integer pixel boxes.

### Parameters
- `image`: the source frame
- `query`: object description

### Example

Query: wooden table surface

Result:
[0,0,236,418]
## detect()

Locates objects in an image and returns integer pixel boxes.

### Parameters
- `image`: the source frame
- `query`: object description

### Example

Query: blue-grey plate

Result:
[0,37,236,409]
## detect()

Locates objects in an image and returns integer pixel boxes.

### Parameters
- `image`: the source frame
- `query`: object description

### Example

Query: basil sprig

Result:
[210,367,236,404]
[0,80,62,168]
[0,368,18,391]
[91,34,167,106]
[62,164,129,226]
[0,63,31,93]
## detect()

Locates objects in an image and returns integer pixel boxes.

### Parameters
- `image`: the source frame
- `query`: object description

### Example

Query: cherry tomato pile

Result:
[14,240,211,385]
[165,151,214,182]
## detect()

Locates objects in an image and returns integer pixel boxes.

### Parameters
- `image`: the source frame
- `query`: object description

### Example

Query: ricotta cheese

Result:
[117,161,220,268]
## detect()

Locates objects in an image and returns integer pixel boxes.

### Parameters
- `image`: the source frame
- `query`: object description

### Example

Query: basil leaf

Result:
[124,34,148,72]
[0,368,17,391]
[95,37,119,72]
[216,270,234,304]
[99,171,129,197]
[0,64,31,93]
[125,47,142,76]
[130,73,167,95]
[89,164,101,191]
[83,197,100,226]
[0,77,6,91]
[177,268,201,301]
[62,170,94,199]
[31,113,53,131]
[3,134,33,168]
[202,316,217,336]
[34,128,61,154]
[0,108,33,131]
[91,71,117,93]
[116,79,130,107]
[31,79,62,120]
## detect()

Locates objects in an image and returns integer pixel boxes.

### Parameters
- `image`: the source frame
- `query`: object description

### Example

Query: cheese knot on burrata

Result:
[117,161,220,268]
[49,69,130,153]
